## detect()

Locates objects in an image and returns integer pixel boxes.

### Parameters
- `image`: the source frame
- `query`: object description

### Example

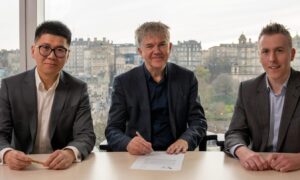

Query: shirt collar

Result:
[265,72,289,92]
[143,63,168,82]
[35,68,60,92]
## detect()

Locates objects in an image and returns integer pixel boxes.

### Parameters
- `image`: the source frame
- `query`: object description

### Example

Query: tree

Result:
[206,57,232,81]
[194,65,212,107]
[211,73,238,104]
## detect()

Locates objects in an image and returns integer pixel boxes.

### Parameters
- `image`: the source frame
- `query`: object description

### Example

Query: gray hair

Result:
[258,22,292,48]
[135,21,170,47]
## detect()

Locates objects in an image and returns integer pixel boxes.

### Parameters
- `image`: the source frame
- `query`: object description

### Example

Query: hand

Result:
[4,150,32,170]
[44,149,75,170]
[126,136,152,155]
[235,146,269,171]
[267,153,300,172]
[166,139,188,154]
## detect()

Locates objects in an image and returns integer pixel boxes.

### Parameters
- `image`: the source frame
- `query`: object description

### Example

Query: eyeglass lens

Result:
[38,45,67,58]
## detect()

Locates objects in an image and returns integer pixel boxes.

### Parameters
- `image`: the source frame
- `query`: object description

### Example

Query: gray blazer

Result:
[0,69,95,159]
[105,63,207,151]
[225,69,300,155]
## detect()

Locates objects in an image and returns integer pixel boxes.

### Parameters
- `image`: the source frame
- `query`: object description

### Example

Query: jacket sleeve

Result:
[224,82,251,156]
[67,83,96,159]
[105,77,132,151]
[0,79,13,151]
[179,74,207,150]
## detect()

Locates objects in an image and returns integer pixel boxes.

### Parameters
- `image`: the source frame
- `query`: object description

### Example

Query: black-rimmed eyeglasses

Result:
[35,45,69,58]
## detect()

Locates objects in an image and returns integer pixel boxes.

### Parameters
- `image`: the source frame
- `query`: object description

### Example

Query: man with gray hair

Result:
[105,21,207,155]
[225,22,300,172]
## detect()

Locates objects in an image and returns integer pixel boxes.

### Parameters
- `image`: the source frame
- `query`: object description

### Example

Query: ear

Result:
[66,50,70,60]
[137,47,142,56]
[31,45,35,58]
[169,42,173,51]
[291,48,296,61]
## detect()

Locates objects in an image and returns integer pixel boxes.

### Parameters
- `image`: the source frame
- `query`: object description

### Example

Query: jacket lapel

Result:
[49,71,69,139]
[277,70,300,151]
[22,69,38,150]
[255,75,270,151]
[135,66,152,141]
[167,63,179,139]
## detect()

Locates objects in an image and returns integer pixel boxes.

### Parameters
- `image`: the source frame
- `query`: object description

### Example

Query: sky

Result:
[1,0,300,50]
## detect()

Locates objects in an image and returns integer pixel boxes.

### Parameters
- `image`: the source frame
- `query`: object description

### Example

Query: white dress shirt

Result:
[33,68,59,153]
[0,69,81,164]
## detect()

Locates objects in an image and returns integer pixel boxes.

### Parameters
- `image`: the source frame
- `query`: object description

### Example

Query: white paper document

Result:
[130,152,185,171]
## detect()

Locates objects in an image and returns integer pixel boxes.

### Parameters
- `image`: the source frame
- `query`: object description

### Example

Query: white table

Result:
[1,152,299,180]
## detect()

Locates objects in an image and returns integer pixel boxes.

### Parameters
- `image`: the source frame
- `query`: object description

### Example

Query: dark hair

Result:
[135,21,170,47]
[35,21,72,45]
[258,22,292,48]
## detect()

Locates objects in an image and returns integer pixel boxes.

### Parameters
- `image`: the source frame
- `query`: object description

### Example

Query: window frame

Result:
[19,0,45,71]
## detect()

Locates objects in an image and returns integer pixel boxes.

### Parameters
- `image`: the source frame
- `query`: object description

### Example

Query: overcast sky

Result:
[1,0,300,50]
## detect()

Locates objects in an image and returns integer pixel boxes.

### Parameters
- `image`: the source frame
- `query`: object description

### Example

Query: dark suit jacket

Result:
[105,63,207,151]
[225,69,300,155]
[0,69,95,159]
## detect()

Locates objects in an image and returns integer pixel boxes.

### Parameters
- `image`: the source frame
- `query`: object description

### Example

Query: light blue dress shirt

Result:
[266,76,287,152]
[230,74,289,157]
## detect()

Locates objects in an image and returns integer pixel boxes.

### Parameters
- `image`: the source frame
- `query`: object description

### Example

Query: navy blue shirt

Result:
[143,65,174,150]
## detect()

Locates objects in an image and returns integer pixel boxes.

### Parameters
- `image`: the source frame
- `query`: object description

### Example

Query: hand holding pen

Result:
[126,131,153,155]
[136,131,154,152]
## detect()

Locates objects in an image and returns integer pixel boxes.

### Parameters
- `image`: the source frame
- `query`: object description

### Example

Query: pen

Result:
[136,131,143,139]
[29,158,45,165]
[136,131,154,152]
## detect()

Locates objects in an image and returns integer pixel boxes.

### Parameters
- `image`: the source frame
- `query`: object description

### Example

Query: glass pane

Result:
[0,1,20,86]
[45,0,300,146]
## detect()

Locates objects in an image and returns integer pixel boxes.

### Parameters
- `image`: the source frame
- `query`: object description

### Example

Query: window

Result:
[0,0,20,85]
[44,0,300,146]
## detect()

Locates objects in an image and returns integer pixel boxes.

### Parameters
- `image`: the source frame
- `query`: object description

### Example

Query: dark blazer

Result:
[105,63,207,151]
[225,69,300,155]
[0,69,95,159]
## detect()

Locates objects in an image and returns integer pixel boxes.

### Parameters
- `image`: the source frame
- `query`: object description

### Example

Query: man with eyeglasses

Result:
[0,21,95,170]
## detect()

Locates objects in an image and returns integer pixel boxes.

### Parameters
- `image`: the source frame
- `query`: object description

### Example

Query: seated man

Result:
[225,22,300,172]
[105,21,207,155]
[0,21,95,170]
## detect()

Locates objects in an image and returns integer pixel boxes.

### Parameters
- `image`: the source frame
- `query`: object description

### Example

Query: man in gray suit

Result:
[105,21,207,155]
[225,23,300,172]
[0,21,95,170]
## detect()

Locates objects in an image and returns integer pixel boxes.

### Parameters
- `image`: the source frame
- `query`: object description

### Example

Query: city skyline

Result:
[1,31,299,51]
[1,0,300,50]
